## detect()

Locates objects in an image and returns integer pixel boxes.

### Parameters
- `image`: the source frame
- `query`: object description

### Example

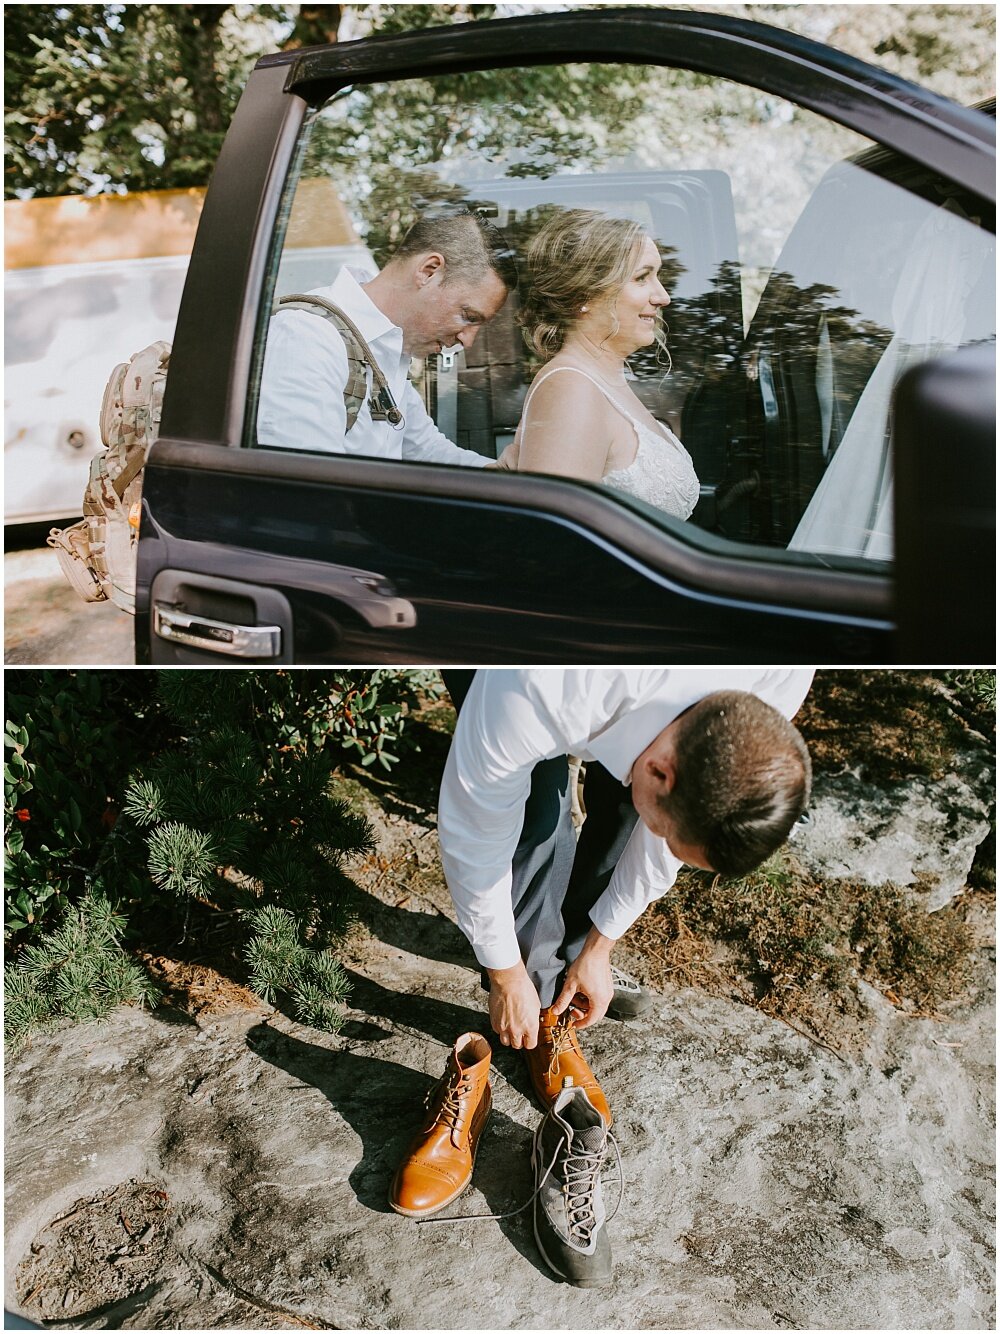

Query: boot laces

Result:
[562,1127,607,1241]
[610,965,641,994]
[419,1118,623,1230]
[425,1072,473,1133]
[545,1012,579,1081]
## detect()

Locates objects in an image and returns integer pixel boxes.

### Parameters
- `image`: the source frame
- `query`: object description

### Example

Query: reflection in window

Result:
[255,64,994,573]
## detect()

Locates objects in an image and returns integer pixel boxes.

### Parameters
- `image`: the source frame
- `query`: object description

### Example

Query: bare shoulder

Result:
[519,361,617,480]
[528,362,612,410]
[522,362,617,434]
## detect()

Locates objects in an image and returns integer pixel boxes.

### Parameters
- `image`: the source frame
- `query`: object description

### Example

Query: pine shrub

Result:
[5,894,160,1053]
[118,673,410,1030]
[6,669,433,1045]
[244,905,352,1031]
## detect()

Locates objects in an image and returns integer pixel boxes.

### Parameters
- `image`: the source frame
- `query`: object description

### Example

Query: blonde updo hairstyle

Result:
[519,209,646,360]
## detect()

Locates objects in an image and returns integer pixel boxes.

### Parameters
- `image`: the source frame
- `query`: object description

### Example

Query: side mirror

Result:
[893,342,995,662]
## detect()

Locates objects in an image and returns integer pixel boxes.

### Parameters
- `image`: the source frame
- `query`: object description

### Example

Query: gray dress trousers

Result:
[443,671,639,1006]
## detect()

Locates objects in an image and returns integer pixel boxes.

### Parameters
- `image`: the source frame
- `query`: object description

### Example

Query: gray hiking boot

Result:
[531,1079,616,1287]
[607,964,653,1019]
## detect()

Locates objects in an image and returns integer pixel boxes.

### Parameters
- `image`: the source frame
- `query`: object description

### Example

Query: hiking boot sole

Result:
[607,993,653,1020]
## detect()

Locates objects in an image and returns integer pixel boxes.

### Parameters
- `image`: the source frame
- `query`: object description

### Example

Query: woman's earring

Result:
[580,304,588,313]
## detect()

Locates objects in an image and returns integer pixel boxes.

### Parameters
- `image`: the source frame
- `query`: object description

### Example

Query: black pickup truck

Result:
[137,8,995,665]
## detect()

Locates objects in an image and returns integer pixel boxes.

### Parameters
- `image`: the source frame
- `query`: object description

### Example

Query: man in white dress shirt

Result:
[257,210,516,461]
[438,668,813,1125]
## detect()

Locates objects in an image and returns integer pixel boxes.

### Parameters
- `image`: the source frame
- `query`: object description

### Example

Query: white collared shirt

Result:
[256,266,489,467]
[438,668,814,970]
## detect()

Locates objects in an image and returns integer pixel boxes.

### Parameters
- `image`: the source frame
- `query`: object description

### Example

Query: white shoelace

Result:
[562,1126,610,1242]
[418,1125,623,1228]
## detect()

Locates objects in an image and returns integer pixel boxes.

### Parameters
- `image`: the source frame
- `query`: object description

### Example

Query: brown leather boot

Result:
[525,1007,613,1127]
[389,1032,492,1218]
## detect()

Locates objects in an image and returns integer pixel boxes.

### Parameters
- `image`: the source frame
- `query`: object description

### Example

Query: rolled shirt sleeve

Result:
[400,380,491,468]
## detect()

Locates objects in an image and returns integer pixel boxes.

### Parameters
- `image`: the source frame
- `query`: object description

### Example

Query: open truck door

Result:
[136,8,995,664]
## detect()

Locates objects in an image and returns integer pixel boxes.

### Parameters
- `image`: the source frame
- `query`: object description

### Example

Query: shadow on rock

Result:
[344,718,452,829]
[346,886,478,972]
[147,1004,203,1030]
[245,1021,555,1281]
[247,1021,416,1215]
[339,970,554,1141]
[341,968,488,1050]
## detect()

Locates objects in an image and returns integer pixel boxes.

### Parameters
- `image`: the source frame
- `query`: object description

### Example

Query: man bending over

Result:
[438,668,813,1123]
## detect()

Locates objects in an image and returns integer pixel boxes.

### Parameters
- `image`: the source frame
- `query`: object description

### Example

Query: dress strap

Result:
[521,364,635,432]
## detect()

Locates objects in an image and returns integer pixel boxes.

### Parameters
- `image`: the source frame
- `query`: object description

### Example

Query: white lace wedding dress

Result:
[522,365,700,520]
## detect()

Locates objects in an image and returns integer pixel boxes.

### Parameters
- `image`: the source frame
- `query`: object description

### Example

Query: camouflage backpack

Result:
[48,295,396,615]
[47,340,170,614]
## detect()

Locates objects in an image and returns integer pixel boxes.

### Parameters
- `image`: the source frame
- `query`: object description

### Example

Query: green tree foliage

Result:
[313,59,650,266]
[7,5,993,202]
[119,672,387,1033]
[282,3,344,48]
[5,894,160,1054]
[4,3,494,199]
[244,903,352,1030]
[748,3,997,105]
[5,5,253,196]
[122,671,380,926]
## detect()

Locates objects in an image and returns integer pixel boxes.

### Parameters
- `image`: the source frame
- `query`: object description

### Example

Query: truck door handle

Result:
[153,604,282,658]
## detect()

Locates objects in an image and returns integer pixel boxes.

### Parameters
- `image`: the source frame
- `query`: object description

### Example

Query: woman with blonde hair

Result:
[498,209,699,519]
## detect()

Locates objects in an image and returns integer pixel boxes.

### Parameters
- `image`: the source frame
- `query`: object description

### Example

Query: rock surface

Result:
[797,757,994,911]
[5,898,995,1330]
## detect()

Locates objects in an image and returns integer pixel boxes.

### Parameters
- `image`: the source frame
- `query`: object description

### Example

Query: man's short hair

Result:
[661,690,812,877]
[390,209,518,293]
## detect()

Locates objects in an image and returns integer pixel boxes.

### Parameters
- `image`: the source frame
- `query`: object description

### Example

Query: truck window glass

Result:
[249,63,995,571]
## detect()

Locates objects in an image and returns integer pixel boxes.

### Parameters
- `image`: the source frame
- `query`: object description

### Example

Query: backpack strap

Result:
[112,447,146,500]
[275,294,404,433]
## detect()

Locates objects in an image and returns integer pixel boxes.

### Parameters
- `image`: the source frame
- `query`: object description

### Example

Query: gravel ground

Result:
[4,545,135,665]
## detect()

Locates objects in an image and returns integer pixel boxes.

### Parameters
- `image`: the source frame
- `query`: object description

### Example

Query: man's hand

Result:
[551,926,615,1030]
[487,961,542,1049]
[489,439,519,471]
